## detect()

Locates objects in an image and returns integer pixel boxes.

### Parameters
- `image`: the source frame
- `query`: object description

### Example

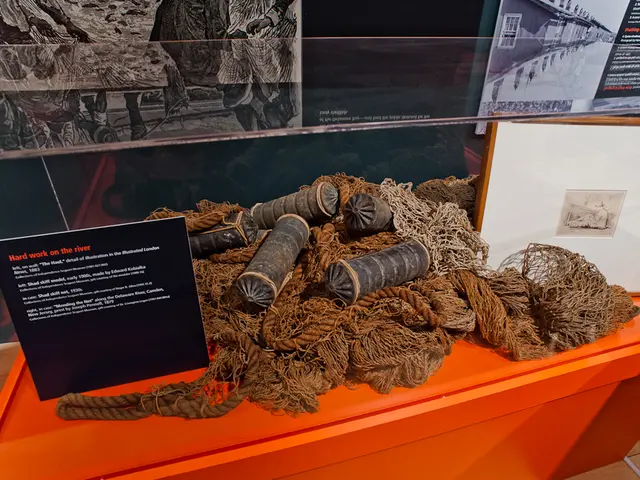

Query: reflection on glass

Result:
[1,35,639,159]
[0,158,65,239]
[44,124,482,229]
[0,291,16,344]
[0,0,303,158]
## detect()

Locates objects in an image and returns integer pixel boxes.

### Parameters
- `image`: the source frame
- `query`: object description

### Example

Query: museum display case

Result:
[1,32,640,479]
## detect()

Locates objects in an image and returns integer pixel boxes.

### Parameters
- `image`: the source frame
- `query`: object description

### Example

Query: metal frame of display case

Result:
[0,118,639,479]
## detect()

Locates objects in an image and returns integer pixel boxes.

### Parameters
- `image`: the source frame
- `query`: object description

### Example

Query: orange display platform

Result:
[1,305,639,480]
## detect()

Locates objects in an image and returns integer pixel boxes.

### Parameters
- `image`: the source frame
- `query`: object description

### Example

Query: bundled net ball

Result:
[515,244,636,351]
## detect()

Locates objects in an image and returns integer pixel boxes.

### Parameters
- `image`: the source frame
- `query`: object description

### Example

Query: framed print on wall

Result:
[475,120,640,293]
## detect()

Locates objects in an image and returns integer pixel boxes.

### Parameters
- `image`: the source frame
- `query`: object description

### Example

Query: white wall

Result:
[481,122,640,291]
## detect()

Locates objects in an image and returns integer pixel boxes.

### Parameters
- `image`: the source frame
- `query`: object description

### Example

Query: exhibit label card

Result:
[0,218,209,400]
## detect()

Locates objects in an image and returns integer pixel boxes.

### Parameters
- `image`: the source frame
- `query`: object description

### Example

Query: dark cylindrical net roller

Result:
[236,214,310,308]
[189,211,258,258]
[343,193,393,235]
[250,182,339,230]
[325,240,430,304]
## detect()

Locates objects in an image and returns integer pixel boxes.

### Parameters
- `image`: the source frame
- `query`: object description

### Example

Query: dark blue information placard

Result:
[0,218,208,400]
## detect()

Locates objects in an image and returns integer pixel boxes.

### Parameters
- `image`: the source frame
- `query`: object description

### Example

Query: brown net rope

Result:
[517,244,632,351]
[346,315,450,394]
[412,277,476,333]
[610,285,640,335]
[449,269,548,361]
[146,201,243,234]
[57,330,263,420]
[56,178,638,422]
[308,223,345,282]
[414,175,478,219]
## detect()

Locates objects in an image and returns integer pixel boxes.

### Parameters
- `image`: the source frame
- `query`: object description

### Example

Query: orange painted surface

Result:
[282,379,640,480]
[0,307,638,479]
[159,367,640,480]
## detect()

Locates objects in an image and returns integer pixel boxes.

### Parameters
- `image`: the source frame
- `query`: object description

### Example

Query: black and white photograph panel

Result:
[556,189,626,238]
[592,96,640,110]
[480,0,628,107]
[0,0,302,153]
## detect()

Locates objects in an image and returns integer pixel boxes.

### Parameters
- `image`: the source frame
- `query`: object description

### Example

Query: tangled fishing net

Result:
[380,178,488,275]
[56,174,639,421]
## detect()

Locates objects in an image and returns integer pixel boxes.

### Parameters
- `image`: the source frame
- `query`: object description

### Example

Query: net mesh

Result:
[414,175,478,219]
[55,175,638,421]
[380,178,488,275]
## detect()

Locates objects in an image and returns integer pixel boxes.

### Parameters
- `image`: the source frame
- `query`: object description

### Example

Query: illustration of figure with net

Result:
[0,0,103,150]
[0,0,90,44]
[121,0,300,139]
[222,0,300,130]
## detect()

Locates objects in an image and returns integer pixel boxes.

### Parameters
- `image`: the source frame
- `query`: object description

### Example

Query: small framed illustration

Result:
[475,121,640,293]
[556,189,626,238]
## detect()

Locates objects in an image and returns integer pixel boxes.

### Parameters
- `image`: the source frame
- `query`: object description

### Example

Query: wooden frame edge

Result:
[524,116,640,127]
[473,121,498,233]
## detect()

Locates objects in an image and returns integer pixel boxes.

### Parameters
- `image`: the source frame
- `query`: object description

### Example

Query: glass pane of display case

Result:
[0,158,67,343]
[1,37,640,160]
[42,123,482,230]
[0,120,485,343]
[3,27,640,340]
[1,3,640,476]
[2,11,640,353]
[0,158,66,239]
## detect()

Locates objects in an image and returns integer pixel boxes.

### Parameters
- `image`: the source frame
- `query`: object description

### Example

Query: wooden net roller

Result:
[189,212,258,258]
[236,214,310,308]
[325,240,431,305]
[343,193,393,235]
[250,182,339,230]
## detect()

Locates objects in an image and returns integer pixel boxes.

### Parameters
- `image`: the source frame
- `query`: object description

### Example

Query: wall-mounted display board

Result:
[477,120,640,293]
